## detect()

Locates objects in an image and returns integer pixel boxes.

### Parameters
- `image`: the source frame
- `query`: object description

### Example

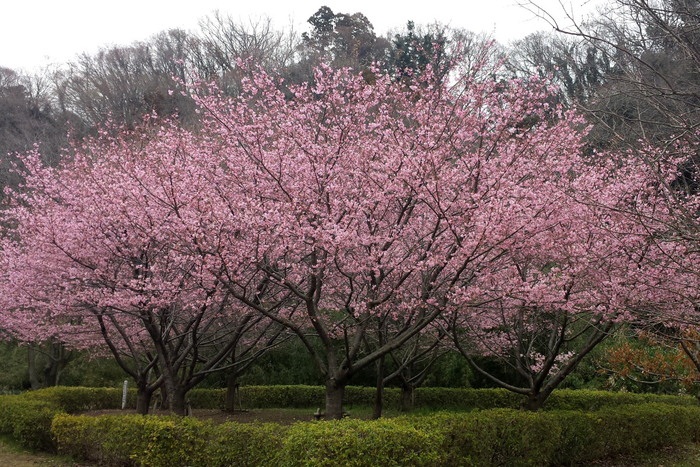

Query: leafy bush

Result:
[551,403,700,464]
[242,385,326,408]
[410,404,700,466]
[191,386,697,411]
[260,418,444,467]
[5,385,700,464]
[53,414,200,466]
[51,403,700,466]
[53,413,287,466]
[50,414,104,461]
[410,410,560,466]
[203,422,288,467]
[187,388,225,409]
[158,386,700,413]
[414,387,522,410]
[544,389,698,411]
[0,395,63,451]
[22,386,131,412]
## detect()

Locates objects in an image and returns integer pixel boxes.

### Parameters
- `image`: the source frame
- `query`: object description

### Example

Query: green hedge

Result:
[52,413,287,467]
[22,386,134,412]
[553,403,700,464]
[187,386,697,411]
[18,385,692,412]
[0,395,64,451]
[280,418,443,467]
[544,389,698,410]
[411,410,561,466]
[1,385,697,457]
[0,386,133,451]
[50,403,700,466]
[411,404,700,466]
[413,387,522,410]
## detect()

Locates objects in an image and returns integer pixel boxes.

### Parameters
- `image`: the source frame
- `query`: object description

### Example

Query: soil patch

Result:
[0,439,91,466]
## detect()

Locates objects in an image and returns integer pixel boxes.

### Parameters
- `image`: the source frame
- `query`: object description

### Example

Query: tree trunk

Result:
[520,390,550,411]
[47,342,71,386]
[160,369,188,415]
[372,356,385,419]
[325,379,346,420]
[168,385,188,416]
[160,385,169,410]
[27,344,40,390]
[43,360,59,387]
[135,386,153,415]
[400,383,416,412]
[224,374,240,413]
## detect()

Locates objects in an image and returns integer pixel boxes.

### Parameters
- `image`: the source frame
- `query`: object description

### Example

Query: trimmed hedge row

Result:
[1,385,697,454]
[411,404,700,466]
[9,385,695,413]
[21,386,136,413]
[0,395,63,451]
[0,387,136,452]
[188,386,699,411]
[188,386,517,410]
[51,414,286,466]
[51,403,700,466]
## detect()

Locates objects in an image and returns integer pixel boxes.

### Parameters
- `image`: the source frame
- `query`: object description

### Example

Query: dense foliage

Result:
[47,403,700,466]
[1,386,698,465]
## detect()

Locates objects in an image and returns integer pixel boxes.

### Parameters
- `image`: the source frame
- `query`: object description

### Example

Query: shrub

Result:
[242,385,326,408]
[550,403,700,465]
[189,386,327,410]
[175,386,700,412]
[51,414,104,461]
[0,395,63,451]
[54,414,208,466]
[50,403,700,466]
[187,388,225,409]
[53,413,288,467]
[411,410,560,466]
[280,418,444,467]
[204,422,288,467]
[544,389,698,411]
[414,387,522,410]
[137,416,213,467]
[22,386,133,412]
[6,385,700,465]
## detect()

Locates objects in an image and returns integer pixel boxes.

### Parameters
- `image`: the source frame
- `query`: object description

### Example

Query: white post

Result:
[121,380,128,410]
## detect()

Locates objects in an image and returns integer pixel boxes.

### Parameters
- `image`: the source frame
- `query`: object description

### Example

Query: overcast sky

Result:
[1,0,603,73]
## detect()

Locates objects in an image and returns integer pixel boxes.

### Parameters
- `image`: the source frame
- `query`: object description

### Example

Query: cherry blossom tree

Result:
[0,124,282,415]
[166,55,660,417]
[376,327,448,416]
[606,137,700,395]
[1,49,668,418]
[444,159,669,409]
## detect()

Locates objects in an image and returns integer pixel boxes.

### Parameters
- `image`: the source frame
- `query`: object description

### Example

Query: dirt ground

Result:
[0,441,90,466]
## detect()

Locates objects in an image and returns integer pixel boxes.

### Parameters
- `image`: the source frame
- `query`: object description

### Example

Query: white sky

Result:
[1,0,604,73]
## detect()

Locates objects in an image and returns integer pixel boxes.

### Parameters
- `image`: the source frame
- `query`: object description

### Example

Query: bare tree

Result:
[197,12,300,93]
[524,0,700,148]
